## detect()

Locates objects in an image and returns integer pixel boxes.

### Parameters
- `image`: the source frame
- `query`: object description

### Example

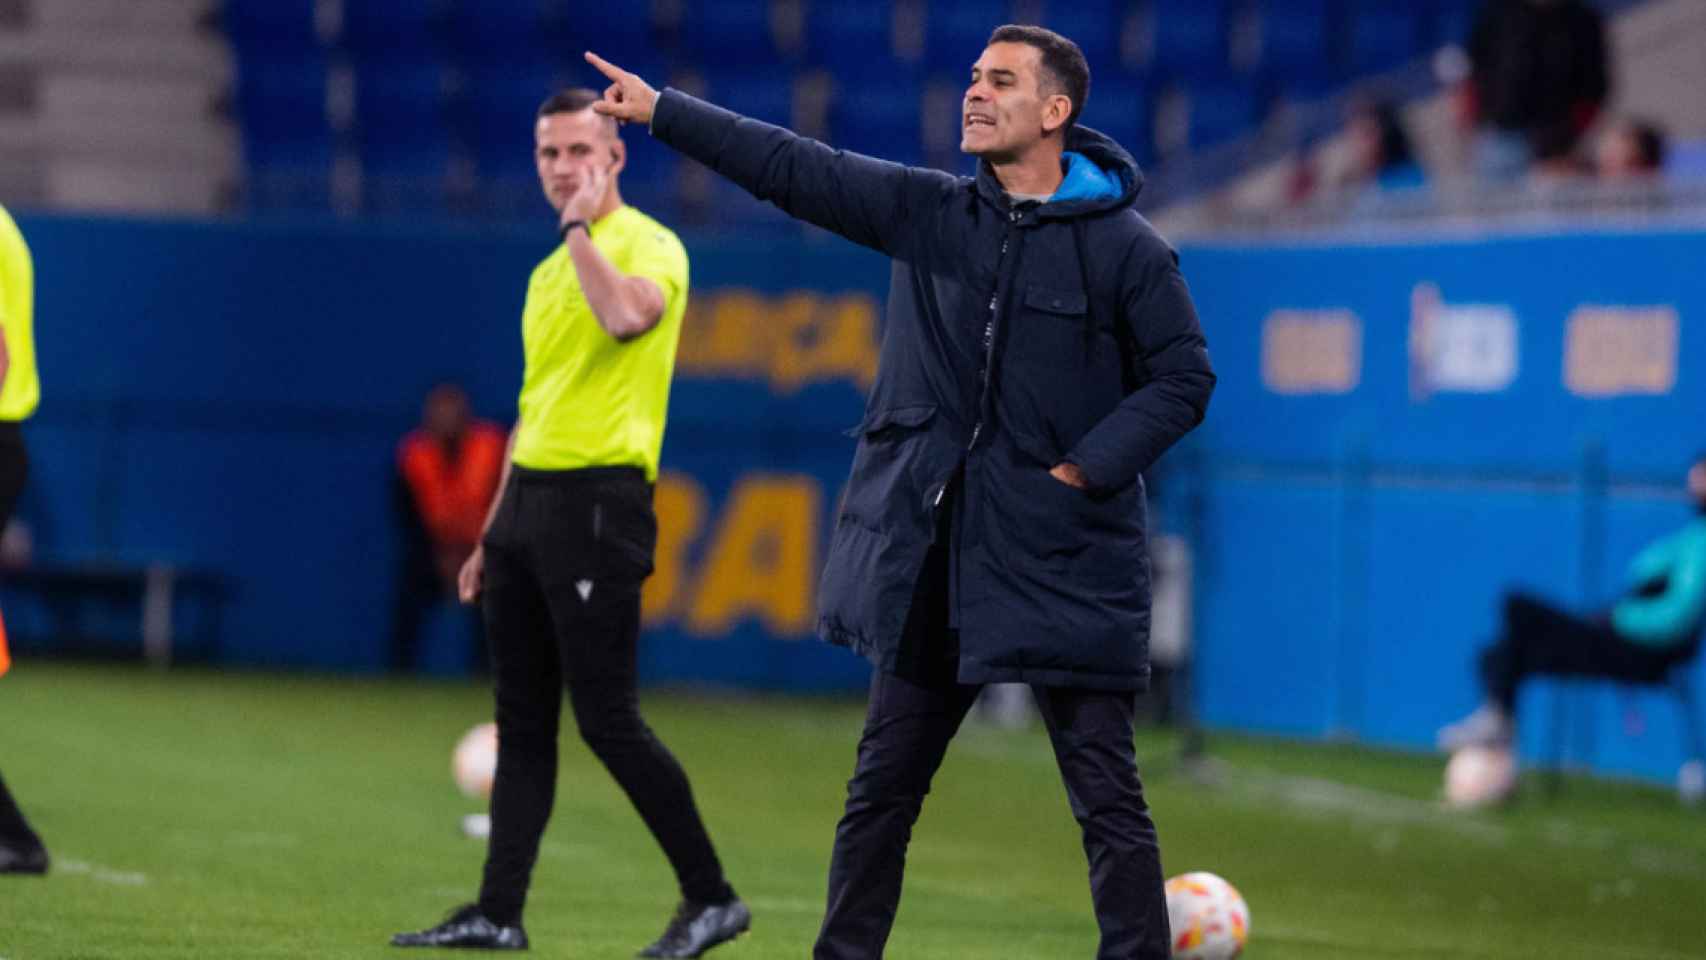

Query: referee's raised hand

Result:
[585,52,659,126]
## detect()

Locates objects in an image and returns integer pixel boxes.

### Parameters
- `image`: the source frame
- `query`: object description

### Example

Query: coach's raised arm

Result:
[586,50,953,258]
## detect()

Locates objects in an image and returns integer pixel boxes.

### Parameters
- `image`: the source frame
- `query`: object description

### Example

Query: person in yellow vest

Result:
[389,90,748,958]
[0,203,48,876]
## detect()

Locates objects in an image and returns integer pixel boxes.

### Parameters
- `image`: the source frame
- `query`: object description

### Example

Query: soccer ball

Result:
[452,722,498,800]
[1443,743,1516,809]
[1166,871,1249,959]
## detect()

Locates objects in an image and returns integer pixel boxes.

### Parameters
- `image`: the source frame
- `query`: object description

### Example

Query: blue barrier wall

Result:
[6,212,1703,782]
[1180,229,1705,784]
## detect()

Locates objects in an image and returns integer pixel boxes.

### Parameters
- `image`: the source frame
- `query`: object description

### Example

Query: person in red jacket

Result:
[393,383,506,673]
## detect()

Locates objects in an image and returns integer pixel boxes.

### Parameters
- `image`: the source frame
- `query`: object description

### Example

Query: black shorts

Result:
[0,420,26,528]
[483,464,657,583]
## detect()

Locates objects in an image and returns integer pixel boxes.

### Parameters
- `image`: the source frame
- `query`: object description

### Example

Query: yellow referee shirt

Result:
[0,205,40,422]
[510,204,688,481]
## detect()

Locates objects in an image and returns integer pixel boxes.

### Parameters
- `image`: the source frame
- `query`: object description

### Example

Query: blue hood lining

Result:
[1050,151,1123,203]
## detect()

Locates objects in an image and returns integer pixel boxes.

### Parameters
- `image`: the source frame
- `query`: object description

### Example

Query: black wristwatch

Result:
[559,219,590,240]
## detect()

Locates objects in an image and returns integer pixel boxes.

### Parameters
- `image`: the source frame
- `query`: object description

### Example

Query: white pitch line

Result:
[55,857,149,887]
[744,896,822,915]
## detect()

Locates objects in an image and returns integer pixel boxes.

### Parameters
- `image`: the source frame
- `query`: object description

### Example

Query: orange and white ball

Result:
[452,722,498,800]
[1165,871,1249,960]
[1443,744,1517,809]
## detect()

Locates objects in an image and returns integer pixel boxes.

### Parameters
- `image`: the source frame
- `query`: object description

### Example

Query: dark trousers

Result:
[391,476,485,674]
[0,421,43,853]
[476,467,733,925]
[815,498,1169,960]
[1482,591,1692,711]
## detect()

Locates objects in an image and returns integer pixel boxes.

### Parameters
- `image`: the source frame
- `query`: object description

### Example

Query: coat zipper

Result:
[938,210,1022,511]
[968,211,1020,456]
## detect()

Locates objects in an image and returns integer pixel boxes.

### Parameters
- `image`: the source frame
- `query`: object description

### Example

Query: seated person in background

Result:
[393,383,506,673]
[1286,99,1423,210]
[1347,99,1426,195]
[1462,0,1609,182]
[1440,454,1706,750]
[1595,118,1667,182]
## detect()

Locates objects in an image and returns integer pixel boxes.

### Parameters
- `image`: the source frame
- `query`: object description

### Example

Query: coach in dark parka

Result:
[590,22,1214,960]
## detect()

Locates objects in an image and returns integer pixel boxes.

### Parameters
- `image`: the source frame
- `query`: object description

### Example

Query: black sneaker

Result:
[0,842,48,875]
[638,898,751,958]
[391,903,528,950]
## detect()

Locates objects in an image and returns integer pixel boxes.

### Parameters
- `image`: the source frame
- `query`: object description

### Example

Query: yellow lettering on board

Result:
[677,290,880,392]
[642,472,709,624]
[772,293,881,393]
[685,475,822,636]
[678,288,769,380]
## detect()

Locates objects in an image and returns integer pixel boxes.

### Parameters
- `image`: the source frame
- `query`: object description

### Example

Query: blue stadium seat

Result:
[235,58,333,165]
[1187,79,1265,148]
[452,0,557,66]
[1079,81,1152,166]
[466,62,569,182]
[679,2,786,66]
[558,5,661,69]
[224,0,322,59]
[710,73,797,128]
[831,80,925,166]
[1346,2,1424,75]
[353,61,462,212]
[1149,0,1232,78]
[806,1,897,75]
[1257,0,1338,75]
[342,0,456,61]
[616,140,681,215]
[926,0,1013,72]
[1430,0,1480,49]
[234,57,336,210]
[1030,0,1127,72]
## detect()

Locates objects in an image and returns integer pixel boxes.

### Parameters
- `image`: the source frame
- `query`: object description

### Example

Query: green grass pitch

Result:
[1,664,1701,958]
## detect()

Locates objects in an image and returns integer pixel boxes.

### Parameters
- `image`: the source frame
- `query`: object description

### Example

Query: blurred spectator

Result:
[1439,454,1706,752]
[1463,0,1609,181]
[1287,99,1424,211]
[1347,99,1426,194]
[393,383,505,674]
[1595,118,1668,182]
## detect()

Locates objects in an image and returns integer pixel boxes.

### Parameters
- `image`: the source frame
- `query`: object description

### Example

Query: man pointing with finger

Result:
[390,88,750,959]
[589,23,1214,960]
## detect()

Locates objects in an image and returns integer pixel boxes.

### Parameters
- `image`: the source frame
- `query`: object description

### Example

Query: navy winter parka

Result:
[651,90,1216,691]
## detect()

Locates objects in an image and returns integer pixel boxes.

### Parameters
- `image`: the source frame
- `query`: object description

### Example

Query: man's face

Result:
[535,109,625,211]
[1595,126,1645,180]
[961,42,1067,160]
[423,386,470,441]
[1689,461,1706,506]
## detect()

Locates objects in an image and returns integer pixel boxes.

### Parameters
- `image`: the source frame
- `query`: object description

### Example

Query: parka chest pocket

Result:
[1023,285,1088,319]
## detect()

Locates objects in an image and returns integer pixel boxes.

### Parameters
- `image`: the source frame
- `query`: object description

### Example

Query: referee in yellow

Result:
[390,90,749,958]
[0,202,48,876]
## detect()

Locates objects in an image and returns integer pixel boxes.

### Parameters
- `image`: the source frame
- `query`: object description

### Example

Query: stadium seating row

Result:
[224,0,1484,216]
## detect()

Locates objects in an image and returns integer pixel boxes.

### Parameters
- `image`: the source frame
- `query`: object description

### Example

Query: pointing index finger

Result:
[584,51,625,82]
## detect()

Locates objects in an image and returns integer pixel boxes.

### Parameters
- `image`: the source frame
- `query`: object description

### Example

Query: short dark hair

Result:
[538,87,601,118]
[1628,119,1667,172]
[987,24,1091,131]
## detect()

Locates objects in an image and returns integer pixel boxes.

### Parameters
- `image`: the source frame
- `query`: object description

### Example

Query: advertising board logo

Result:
[1261,309,1362,395]
[1408,283,1518,401]
[1563,305,1678,398]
